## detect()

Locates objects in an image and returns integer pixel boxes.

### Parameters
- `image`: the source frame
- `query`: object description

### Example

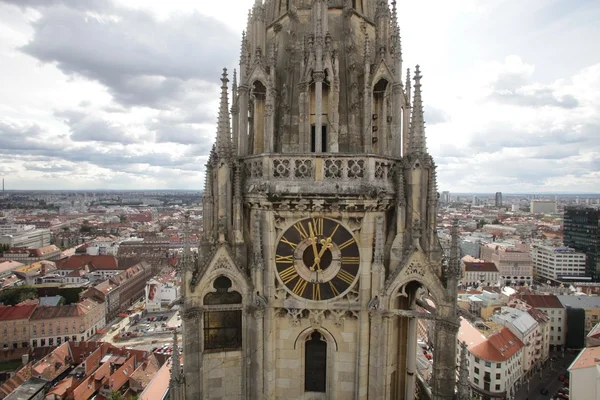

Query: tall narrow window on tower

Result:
[372,79,389,154]
[203,276,242,351]
[251,81,267,154]
[305,331,327,392]
[310,125,327,153]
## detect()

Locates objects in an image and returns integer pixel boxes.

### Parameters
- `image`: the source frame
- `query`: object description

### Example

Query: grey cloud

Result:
[152,122,213,147]
[26,164,75,172]
[54,110,141,144]
[20,3,238,108]
[490,88,579,109]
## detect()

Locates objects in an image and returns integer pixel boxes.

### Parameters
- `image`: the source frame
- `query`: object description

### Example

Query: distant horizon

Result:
[1,189,600,196]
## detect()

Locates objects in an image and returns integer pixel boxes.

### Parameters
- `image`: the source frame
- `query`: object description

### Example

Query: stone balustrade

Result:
[242,154,399,197]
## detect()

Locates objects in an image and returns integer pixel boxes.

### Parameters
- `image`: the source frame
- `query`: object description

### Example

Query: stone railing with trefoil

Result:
[242,154,398,196]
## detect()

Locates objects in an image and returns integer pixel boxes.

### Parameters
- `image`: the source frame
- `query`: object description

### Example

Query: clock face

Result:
[275,217,360,301]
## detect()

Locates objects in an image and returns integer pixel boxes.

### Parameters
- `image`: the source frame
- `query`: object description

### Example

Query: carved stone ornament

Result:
[347,217,363,232]
[286,308,304,326]
[368,296,380,311]
[405,261,425,277]
[274,215,286,230]
[214,255,233,271]
[309,309,326,326]
[183,307,202,320]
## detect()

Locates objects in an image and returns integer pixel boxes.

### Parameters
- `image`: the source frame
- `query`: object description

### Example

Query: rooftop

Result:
[515,294,564,309]
[569,346,600,371]
[557,295,600,309]
[464,262,499,273]
[0,304,38,321]
[4,377,47,400]
[470,328,523,362]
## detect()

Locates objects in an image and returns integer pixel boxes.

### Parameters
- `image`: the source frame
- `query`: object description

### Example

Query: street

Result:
[514,351,576,400]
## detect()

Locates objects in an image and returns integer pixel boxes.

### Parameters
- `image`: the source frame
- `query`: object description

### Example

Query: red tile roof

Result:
[0,305,37,321]
[56,255,118,271]
[470,328,523,362]
[515,294,564,309]
[464,262,499,273]
[30,299,100,320]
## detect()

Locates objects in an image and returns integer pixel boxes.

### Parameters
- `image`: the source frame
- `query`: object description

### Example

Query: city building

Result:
[530,244,587,282]
[461,262,500,287]
[29,299,105,347]
[491,306,542,377]
[467,324,524,399]
[568,346,600,400]
[530,200,557,214]
[108,261,152,314]
[180,0,462,398]
[0,304,37,349]
[0,261,25,279]
[80,279,121,321]
[1,245,61,263]
[441,191,450,204]
[563,207,600,279]
[145,275,180,312]
[514,294,566,349]
[495,192,502,207]
[557,295,600,339]
[0,228,51,249]
[481,243,534,286]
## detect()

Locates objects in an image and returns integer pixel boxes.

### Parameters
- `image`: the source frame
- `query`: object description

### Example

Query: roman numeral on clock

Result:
[342,256,360,264]
[311,217,323,236]
[337,269,356,285]
[279,266,298,284]
[312,283,321,301]
[275,254,293,264]
[280,236,297,249]
[338,238,356,250]
[293,222,309,239]
[292,278,308,296]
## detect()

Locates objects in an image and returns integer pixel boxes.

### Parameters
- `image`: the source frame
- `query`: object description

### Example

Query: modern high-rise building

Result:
[441,191,450,204]
[495,192,503,207]
[179,0,463,399]
[563,207,600,279]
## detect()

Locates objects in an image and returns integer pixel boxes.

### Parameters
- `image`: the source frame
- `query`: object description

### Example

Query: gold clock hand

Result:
[308,222,321,271]
[310,224,339,270]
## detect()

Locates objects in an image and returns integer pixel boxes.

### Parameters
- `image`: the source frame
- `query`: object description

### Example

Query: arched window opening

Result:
[203,276,242,351]
[250,81,267,154]
[372,79,389,153]
[305,331,327,392]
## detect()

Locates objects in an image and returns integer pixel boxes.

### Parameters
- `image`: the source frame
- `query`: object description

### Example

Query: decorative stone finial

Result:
[215,68,233,159]
[408,65,427,154]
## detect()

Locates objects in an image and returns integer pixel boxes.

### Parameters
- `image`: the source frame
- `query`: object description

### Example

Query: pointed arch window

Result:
[305,331,327,392]
[203,276,243,351]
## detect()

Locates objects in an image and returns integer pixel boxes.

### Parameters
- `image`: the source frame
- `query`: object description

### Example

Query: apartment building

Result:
[0,304,37,349]
[29,299,105,347]
[481,243,533,286]
[491,307,542,377]
[1,245,61,263]
[462,262,500,287]
[568,346,600,400]
[459,318,524,399]
[515,294,566,349]
[0,228,51,249]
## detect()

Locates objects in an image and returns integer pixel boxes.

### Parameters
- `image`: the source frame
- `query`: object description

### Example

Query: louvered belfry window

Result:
[203,276,242,351]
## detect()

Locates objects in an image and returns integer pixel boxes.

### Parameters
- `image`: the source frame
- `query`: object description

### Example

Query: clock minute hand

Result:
[310,224,339,270]
[308,222,321,271]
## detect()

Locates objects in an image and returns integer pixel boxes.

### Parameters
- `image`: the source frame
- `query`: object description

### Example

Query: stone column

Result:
[405,316,417,399]
[183,309,203,399]
[264,88,275,153]
[431,319,460,400]
[392,83,403,158]
[368,311,384,398]
[238,85,250,156]
[314,71,325,152]
[253,309,265,399]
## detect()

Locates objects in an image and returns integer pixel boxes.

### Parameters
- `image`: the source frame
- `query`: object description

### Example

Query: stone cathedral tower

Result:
[181,0,461,399]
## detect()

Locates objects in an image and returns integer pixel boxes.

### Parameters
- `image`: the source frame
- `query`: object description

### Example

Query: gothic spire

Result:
[405,67,411,108]
[457,341,471,400]
[169,329,184,399]
[409,65,427,154]
[216,68,233,159]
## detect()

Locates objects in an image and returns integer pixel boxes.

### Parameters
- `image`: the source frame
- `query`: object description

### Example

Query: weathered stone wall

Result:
[203,351,243,399]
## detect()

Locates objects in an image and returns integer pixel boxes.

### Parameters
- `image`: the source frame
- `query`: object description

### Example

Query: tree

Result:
[108,391,124,400]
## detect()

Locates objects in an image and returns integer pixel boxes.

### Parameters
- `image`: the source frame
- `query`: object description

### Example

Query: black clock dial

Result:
[275,217,360,301]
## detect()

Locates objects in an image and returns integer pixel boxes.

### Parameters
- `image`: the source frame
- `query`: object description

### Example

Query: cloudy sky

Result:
[0,0,598,193]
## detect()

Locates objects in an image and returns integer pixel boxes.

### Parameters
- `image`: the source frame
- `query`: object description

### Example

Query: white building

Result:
[458,318,524,399]
[86,241,119,256]
[568,346,600,400]
[530,200,557,214]
[530,244,587,282]
[462,261,500,287]
[491,306,542,377]
[145,276,180,312]
[0,228,51,249]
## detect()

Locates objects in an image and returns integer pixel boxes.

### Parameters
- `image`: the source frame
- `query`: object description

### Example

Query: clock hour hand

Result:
[308,222,321,271]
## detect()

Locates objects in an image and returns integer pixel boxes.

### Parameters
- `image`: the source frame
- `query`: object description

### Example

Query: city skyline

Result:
[0,0,599,193]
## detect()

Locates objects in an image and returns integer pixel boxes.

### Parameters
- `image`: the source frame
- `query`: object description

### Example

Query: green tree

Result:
[108,391,124,400]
